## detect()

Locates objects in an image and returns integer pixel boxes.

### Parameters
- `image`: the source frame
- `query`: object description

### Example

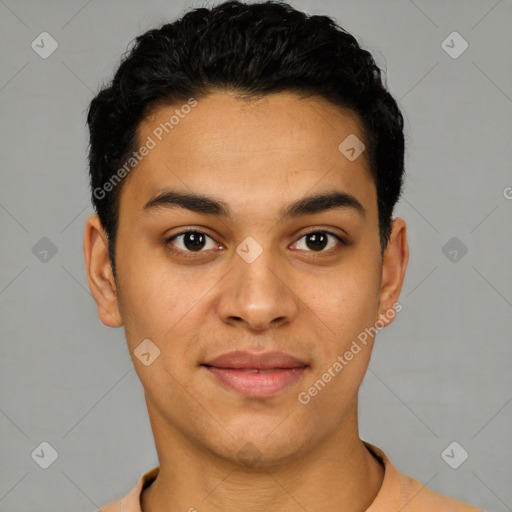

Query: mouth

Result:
[201,350,309,398]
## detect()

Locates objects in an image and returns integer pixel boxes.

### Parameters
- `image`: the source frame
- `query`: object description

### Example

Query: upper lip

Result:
[203,350,308,370]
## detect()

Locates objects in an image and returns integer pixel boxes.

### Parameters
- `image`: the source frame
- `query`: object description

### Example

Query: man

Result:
[83,1,482,510]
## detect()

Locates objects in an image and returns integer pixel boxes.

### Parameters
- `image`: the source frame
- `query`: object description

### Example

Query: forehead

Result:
[119,90,376,220]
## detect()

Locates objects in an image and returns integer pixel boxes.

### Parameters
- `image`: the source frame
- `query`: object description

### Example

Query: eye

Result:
[165,229,346,258]
[292,231,345,253]
[165,230,219,256]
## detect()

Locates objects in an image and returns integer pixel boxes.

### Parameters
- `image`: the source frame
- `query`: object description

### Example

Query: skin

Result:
[84,90,408,512]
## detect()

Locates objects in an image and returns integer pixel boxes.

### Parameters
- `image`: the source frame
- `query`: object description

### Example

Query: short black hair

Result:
[87,0,405,278]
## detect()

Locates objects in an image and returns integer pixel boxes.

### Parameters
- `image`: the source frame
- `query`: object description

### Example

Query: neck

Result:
[141,400,385,512]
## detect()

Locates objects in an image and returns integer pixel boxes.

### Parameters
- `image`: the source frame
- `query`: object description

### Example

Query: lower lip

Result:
[204,366,307,398]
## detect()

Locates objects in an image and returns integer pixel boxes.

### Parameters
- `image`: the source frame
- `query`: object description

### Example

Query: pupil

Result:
[184,232,205,251]
[306,232,327,251]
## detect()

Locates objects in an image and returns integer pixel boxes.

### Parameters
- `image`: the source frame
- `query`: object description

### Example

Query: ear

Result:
[83,214,122,327]
[377,217,409,327]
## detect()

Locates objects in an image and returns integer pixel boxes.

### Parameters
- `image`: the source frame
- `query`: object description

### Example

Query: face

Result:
[84,90,408,466]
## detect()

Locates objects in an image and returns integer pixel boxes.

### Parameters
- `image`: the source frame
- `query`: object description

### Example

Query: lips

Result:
[203,350,308,370]
[202,350,309,398]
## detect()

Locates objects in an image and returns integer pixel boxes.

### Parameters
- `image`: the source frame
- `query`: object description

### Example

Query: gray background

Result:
[1,0,511,511]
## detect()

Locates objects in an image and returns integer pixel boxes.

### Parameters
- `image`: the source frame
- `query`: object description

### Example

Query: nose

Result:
[216,249,299,332]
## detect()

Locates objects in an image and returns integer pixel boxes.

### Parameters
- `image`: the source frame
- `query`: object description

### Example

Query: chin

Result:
[201,417,315,468]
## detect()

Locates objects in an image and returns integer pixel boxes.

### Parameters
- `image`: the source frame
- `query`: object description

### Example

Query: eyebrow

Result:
[142,188,366,220]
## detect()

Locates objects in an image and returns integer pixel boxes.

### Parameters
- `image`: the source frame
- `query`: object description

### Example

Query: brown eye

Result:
[293,231,345,253]
[166,231,217,254]
[304,232,328,251]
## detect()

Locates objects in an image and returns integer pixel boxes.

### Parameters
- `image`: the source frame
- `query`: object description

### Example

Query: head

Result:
[84,0,408,466]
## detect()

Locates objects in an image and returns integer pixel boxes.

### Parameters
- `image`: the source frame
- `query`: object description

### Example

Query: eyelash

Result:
[164,229,346,258]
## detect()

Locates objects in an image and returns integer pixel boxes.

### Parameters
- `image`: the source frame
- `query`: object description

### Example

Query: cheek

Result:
[119,276,182,344]
[115,247,179,341]
[305,262,380,344]
[116,249,218,360]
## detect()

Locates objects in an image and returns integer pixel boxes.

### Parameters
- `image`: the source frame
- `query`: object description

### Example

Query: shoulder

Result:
[363,442,482,512]
[397,471,483,511]
[95,466,160,512]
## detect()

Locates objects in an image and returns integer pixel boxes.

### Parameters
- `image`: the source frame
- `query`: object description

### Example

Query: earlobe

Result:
[83,214,123,328]
[377,217,409,327]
